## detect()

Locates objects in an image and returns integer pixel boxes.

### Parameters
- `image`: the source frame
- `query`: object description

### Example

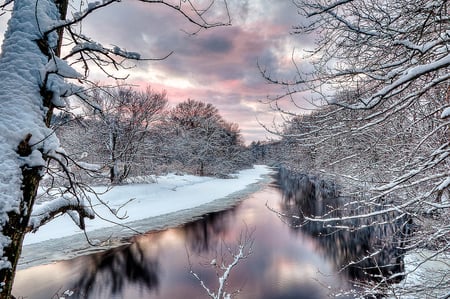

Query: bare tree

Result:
[88,86,167,184]
[189,229,254,299]
[263,0,449,198]
[0,0,229,297]
[261,0,449,296]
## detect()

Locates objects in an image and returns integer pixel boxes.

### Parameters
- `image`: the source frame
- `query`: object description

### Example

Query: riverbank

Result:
[389,249,450,299]
[19,165,273,269]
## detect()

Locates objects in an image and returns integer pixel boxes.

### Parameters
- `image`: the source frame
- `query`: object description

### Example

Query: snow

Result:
[112,46,141,59]
[437,177,450,191]
[20,149,47,168]
[28,195,94,231]
[23,165,271,246]
[442,107,450,118]
[390,249,450,299]
[76,161,103,171]
[70,41,108,55]
[45,56,81,79]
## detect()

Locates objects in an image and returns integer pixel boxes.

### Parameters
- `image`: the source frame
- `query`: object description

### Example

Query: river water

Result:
[14,171,409,299]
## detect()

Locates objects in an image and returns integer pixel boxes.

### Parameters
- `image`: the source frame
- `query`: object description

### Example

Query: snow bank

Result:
[19,165,271,268]
[390,249,450,299]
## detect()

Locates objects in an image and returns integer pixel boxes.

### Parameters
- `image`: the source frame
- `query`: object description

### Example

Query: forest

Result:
[0,0,448,298]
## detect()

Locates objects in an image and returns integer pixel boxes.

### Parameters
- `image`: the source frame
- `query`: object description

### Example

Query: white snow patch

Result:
[437,176,450,191]
[390,249,450,299]
[76,161,102,171]
[45,57,81,79]
[441,107,450,118]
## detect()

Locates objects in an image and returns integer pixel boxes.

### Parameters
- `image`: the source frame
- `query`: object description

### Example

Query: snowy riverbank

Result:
[19,165,273,269]
[390,249,450,299]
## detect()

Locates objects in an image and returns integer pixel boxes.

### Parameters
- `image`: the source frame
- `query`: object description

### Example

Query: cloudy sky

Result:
[1,0,312,143]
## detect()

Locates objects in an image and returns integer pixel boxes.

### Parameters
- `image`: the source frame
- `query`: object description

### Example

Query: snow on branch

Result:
[189,228,254,299]
[44,0,120,36]
[65,39,173,62]
[350,54,450,110]
[0,0,12,10]
[28,194,94,232]
[45,56,82,79]
[442,107,450,119]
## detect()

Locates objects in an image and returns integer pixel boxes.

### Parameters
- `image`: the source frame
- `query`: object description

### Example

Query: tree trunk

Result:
[0,164,41,297]
[0,0,68,297]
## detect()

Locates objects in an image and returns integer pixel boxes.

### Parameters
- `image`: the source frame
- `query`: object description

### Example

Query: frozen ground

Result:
[19,165,273,269]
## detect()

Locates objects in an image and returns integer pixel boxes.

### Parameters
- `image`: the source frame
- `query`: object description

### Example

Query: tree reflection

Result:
[183,208,237,254]
[273,167,413,284]
[72,241,159,298]
[70,210,238,297]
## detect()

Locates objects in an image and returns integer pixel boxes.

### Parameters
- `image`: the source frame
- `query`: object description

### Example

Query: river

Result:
[13,171,408,298]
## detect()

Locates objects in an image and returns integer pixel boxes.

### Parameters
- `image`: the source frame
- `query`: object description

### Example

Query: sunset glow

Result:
[0,1,308,143]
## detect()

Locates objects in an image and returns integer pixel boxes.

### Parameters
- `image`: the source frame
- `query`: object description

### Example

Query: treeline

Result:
[54,86,253,185]
[251,86,449,203]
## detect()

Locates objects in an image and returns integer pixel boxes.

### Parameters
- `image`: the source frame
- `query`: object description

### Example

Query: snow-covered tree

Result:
[266,0,449,197]
[88,86,167,184]
[262,0,449,296]
[168,99,247,176]
[0,0,229,297]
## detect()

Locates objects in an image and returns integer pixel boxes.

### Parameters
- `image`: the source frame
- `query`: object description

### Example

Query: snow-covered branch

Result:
[28,194,94,232]
[189,229,254,299]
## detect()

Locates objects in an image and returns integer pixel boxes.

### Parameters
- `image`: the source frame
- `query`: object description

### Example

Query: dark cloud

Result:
[198,35,234,54]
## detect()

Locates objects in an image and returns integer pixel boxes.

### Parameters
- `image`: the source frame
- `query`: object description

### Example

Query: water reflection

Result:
[274,167,412,284]
[14,181,354,299]
[183,208,237,254]
[73,242,160,298]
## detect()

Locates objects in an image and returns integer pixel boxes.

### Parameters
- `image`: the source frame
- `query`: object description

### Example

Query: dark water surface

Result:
[13,185,354,299]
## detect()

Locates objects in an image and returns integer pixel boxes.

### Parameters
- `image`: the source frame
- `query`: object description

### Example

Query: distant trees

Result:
[57,97,250,181]
[167,99,248,176]
[89,86,167,184]
[170,99,222,130]
[260,0,449,296]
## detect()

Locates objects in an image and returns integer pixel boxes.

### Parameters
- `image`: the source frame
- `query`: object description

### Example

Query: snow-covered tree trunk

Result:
[0,0,67,296]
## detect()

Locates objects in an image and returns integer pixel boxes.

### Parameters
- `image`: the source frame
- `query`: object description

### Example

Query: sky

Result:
[0,0,313,143]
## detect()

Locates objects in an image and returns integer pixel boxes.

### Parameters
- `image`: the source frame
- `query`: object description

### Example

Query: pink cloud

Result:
[78,0,310,143]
